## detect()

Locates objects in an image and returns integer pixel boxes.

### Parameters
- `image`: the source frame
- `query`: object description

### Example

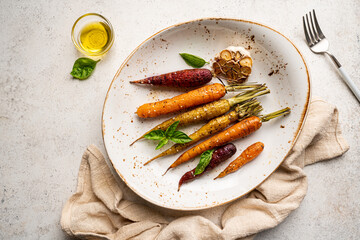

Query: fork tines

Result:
[302,9,325,46]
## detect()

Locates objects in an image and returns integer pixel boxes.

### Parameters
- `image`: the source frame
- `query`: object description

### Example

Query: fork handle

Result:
[326,52,360,102]
[338,66,360,102]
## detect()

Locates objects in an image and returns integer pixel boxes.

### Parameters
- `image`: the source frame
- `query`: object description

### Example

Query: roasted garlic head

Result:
[213,46,253,84]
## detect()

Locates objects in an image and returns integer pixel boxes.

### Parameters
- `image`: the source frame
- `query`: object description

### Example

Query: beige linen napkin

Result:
[61,97,349,240]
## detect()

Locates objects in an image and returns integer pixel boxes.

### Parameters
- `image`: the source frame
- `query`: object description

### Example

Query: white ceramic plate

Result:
[102,18,310,210]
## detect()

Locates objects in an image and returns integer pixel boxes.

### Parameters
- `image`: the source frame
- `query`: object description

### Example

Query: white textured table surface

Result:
[1,0,359,239]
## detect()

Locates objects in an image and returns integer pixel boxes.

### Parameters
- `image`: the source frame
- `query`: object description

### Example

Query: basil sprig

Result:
[179,53,208,68]
[70,57,100,80]
[194,149,214,175]
[144,121,192,150]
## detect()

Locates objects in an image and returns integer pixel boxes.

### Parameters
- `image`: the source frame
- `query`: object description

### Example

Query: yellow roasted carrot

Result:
[131,85,269,145]
[144,99,263,165]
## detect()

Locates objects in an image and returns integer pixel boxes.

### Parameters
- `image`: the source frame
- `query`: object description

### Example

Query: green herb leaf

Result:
[155,138,168,150]
[165,121,180,138]
[179,53,208,68]
[145,121,191,150]
[70,58,100,80]
[169,131,192,144]
[144,130,166,140]
[194,149,214,175]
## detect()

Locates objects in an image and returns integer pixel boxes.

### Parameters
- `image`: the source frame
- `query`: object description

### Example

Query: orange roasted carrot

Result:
[136,83,225,118]
[133,86,268,146]
[164,107,290,173]
[167,116,262,170]
[214,142,264,179]
[136,83,261,118]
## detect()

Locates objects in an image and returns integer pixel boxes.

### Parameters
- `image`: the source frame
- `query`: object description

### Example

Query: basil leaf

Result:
[155,138,168,150]
[169,131,192,144]
[144,130,165,140]
[194,149,214,175]
[179,53,208,68]
[145,121,191,149]
[165,121,180,138]
[70,57,100,80]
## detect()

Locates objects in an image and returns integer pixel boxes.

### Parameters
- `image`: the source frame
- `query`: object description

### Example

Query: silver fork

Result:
[303,9,360,102]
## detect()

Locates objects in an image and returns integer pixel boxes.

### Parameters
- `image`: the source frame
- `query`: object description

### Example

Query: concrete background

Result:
[0,0,359,239]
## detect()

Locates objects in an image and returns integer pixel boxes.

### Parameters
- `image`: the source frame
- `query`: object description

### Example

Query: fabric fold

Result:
[61,97,349,240]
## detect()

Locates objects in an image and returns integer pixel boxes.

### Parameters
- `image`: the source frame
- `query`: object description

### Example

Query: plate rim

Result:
[101,17,311,210]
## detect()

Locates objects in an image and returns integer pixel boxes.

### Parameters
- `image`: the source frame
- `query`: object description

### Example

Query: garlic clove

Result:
[239,57,253,67]
[217,58,227,66]
[235,51,241,61]
[212,63,222,75]
[220,50,232,61]
[240,66,252,76]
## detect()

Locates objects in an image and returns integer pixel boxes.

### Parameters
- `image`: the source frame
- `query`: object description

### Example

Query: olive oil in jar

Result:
[79,22,111,54]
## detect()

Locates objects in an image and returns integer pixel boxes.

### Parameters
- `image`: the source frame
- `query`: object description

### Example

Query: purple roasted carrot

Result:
[178,143,236,191]
[130,69,213,87]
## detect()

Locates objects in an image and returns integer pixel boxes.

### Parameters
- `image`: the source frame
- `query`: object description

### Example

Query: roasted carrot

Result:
[214,142,264,179]
[136,83,263,118]
[178,143,236,191]
[167,116,261,171]
[131,85,269,145]
[144,99,263,165]
[165,107,290,172]
[130,69,213,87]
